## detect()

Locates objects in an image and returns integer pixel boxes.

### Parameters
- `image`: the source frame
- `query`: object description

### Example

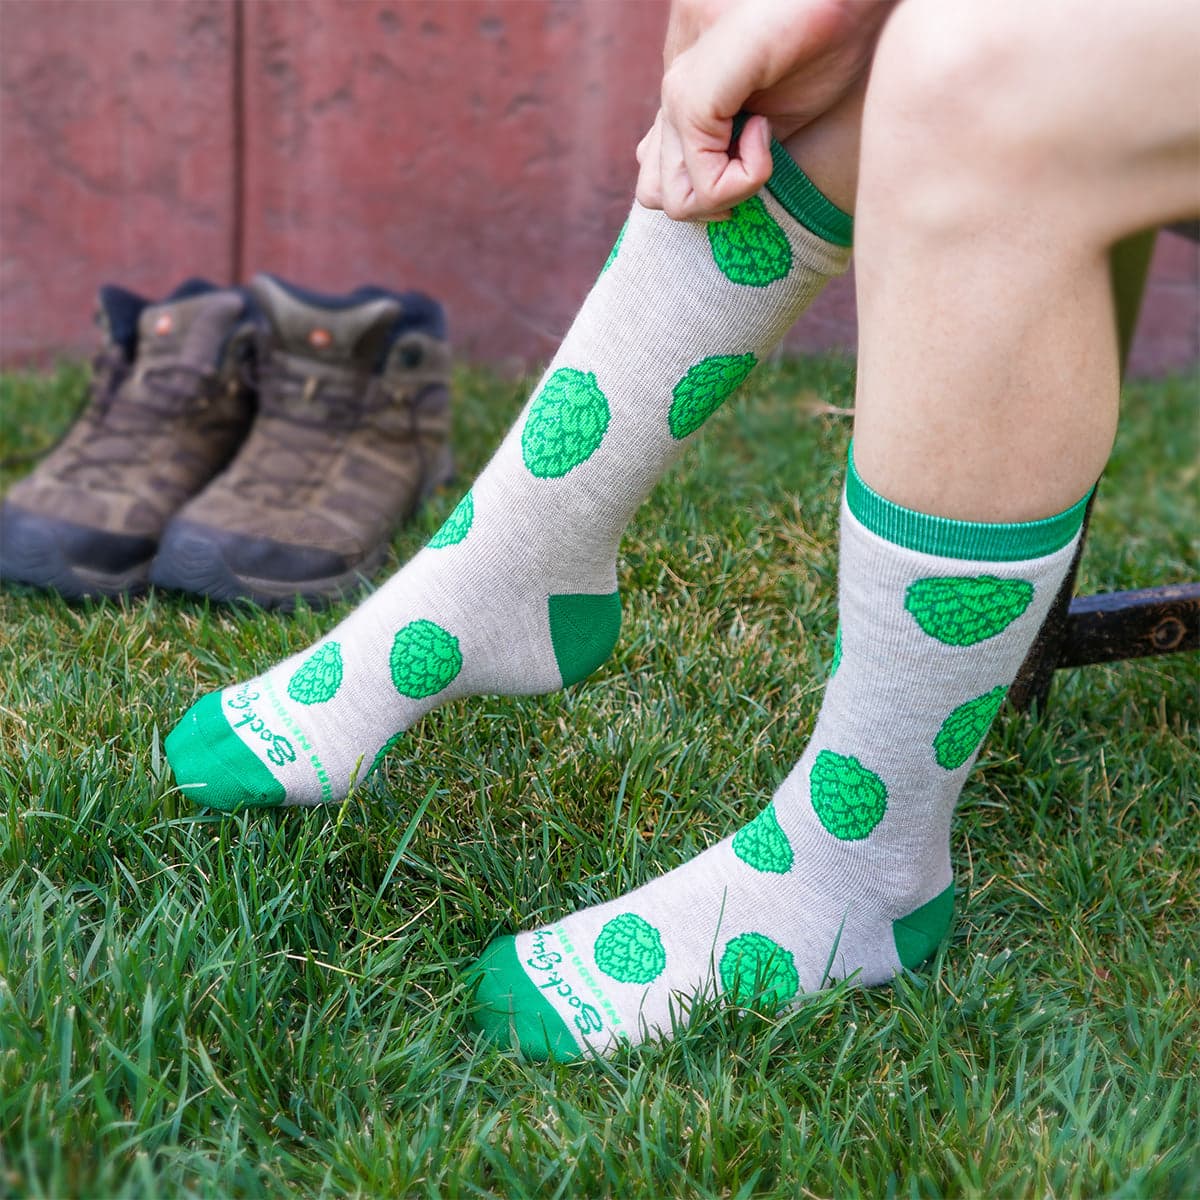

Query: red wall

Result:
[238,0,673,365]
[2,0,1196,375]
[1,0,236,354]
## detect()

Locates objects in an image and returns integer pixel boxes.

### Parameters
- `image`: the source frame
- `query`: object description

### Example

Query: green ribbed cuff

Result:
[845,444,1091,562]
[728,115,853,247]
[766,140,853,248]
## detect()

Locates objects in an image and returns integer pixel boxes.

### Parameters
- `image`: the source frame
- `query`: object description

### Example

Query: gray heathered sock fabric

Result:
[477,480,1086,1056]
[167,193,849,809]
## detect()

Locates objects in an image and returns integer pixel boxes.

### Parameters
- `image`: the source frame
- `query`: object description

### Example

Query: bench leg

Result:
[1009,493,1095,712]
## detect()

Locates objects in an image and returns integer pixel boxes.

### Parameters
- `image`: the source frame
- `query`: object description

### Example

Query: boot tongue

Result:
[97,284,149,356]
[250,275,401,368]
[137,291,246,372]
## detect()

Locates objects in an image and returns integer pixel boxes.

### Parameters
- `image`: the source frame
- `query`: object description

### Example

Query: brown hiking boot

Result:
[149,274,453,608]
[0,281,255,599]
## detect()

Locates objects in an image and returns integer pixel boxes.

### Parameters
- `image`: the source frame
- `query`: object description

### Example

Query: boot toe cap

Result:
[0,501,156,597]
[151,517,356,606]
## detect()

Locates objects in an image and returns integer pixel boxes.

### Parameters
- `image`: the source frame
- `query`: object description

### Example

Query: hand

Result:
[637,0,893,220]
[637,0,774,219]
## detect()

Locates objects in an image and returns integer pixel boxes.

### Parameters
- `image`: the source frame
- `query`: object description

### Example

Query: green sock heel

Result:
[892,885,955,970]
[548,592,622,687]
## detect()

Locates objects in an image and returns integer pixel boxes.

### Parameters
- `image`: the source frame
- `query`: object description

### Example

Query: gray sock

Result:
[468,452,1091,1059]
[166,183,851,810]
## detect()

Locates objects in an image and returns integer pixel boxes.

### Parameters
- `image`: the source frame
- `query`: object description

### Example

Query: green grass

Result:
[1,358,1197,1199]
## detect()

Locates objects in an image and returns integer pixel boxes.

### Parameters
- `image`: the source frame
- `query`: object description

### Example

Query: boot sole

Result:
[149,528,391,611]
[149,448,455,611]
[0,504,153,600]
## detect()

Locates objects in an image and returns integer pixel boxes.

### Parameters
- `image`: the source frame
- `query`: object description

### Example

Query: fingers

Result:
[638,108,733,220]
[684,112,772,219]
[653,8,778,222]
[638,106,773,221]
[658,116,705,217]
[660,104,773,221]
[641,2,781,222]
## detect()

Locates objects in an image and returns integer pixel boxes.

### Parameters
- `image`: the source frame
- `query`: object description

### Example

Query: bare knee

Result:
[861,0,1200,243]
[861,0,1068,238]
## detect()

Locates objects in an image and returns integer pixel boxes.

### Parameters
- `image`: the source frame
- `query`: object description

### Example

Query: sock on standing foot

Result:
[467,448,1091,1059]
[166,152,852,810]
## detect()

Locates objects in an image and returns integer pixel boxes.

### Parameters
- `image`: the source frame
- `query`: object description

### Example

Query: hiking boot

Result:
[0,280,256,599]
[150,274,453,609]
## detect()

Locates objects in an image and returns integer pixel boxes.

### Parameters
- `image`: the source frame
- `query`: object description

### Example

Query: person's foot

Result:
[469,782,958,1061]
[1,280,254,599]
[164,172,853,811]
[467,452,1090,1058]
[150,274,453,609]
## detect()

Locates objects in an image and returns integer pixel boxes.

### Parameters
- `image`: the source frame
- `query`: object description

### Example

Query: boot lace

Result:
[55,358,222,486]
[226,345,389,506]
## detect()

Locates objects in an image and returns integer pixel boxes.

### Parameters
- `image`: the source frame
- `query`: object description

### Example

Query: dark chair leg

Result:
[1059,583,1200,666]
[1009,493,1096,712]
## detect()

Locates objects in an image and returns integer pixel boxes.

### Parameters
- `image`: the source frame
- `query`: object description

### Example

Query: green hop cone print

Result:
[521,368,611,478]
[668,353,758,440]
[933,685,1008,770]
[389,619,463,699]
[286,642,344,705]
[732,803,794,874]
[809,750,888,841]
[830,624,843,679]
[707,196,792,287]
[593,913,667,984]
[428,490,474,549]
[719,932,800,1008]
[905,576,1035,646]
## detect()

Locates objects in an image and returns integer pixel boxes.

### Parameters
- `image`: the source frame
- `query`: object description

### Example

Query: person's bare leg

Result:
[467,0,1199,1059]
[854,0,1200,519]
[781,76,866,215]
[165,107,862,813]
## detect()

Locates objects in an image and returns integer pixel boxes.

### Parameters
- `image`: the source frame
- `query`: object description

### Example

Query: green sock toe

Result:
[165,691,286,812]
[467,935,583,1062]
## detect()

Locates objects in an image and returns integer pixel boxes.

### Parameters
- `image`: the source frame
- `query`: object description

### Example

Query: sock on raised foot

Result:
[468,449,1091,1059]
[166,151,852,810]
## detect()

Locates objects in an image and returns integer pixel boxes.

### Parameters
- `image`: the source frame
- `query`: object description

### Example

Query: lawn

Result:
[1,357,1197,1199]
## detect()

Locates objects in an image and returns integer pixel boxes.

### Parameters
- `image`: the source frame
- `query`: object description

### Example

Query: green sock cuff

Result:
[727,115,852,246]
[845,443,1092,562]
[766,140,854,248]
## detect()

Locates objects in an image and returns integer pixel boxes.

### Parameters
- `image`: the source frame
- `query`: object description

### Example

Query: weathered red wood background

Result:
[2,0,1196,374]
